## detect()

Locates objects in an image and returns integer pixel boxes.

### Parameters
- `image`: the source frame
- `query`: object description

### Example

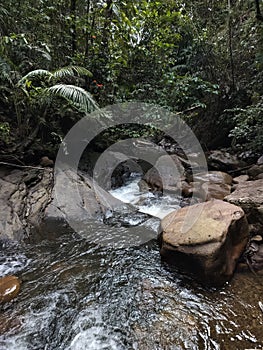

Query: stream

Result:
[0,175,263,349]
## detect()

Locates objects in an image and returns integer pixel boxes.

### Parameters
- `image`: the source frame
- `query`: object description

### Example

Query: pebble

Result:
[251,235,263,242]
[0,275,21,303]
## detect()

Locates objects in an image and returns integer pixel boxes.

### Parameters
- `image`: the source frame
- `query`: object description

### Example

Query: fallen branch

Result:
[0,161,44,171]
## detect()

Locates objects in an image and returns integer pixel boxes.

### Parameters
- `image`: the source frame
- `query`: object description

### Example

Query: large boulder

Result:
[191,171,232,201]
[0,167,53,240]
[159,199,249,286]
[193,171,232,185]
[91,151,142,190]
[207,150,246,171]
[202,183,231,201]
[248,164,263,179]
[0,167,128,241]
[143,155,185,193]
[0,276,21,303]
[233,175,249,184]
[224,179,263,225]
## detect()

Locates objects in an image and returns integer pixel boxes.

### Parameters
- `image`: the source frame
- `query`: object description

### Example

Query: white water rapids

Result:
[0,176,263,349]
[109,174,181,219]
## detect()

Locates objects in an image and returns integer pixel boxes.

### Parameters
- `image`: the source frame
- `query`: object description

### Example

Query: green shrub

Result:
[228,101,263,153]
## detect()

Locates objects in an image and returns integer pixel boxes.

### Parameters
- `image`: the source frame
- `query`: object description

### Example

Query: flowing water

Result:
[0,177,263,349]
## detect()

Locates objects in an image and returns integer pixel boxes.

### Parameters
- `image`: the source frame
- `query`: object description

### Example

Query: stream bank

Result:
[0,147,263,348]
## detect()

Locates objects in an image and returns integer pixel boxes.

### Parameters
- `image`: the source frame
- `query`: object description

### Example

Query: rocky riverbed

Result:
[0,148,263,299]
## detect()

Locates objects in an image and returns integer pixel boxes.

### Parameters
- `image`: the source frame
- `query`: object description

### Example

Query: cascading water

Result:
[0,176,263,349]
[109,173,181,219]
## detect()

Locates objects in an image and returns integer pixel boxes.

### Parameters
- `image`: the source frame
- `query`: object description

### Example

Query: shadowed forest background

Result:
[0,0,262,162]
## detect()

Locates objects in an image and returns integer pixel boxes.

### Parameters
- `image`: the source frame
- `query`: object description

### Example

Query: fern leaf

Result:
[46,84,99,113]
[18,69,53,85]
[53,66,93,80]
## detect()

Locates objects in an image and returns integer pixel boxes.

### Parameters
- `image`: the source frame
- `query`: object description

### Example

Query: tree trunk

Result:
[228,0,235,90]
[102,0,113,55]
[84,0,91,60]
[70,0,77,55]
[255,0,263,20]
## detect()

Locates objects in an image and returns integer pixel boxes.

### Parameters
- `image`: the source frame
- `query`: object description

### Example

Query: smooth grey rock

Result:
[0,167,128,241]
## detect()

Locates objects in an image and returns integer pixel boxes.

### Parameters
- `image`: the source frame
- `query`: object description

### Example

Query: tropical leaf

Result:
[46,84,99,113]
[18,69,53,85]
[0,5,8,24]
[53,66,93,80]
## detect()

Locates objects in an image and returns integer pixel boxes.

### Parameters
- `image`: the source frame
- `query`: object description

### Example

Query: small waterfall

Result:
[109,174,181,220]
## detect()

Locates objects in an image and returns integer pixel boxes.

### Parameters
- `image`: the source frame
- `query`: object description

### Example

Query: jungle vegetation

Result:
[0,0,262,163]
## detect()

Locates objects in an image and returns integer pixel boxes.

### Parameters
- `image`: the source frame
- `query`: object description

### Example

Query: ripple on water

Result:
[0,229,263,349]
[0,241,31,276]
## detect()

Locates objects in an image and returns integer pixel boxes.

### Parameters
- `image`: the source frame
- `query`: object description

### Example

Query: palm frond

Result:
[0,6,8,19]
[53,66,93,80]
[46,84,99,113]
[18,69,53,85]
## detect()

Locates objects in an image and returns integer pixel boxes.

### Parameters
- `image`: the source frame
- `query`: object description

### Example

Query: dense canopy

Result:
[0,0,262,161]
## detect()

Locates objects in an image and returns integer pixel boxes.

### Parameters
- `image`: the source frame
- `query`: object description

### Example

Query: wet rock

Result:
[143,155,185,193]
[193,171,232,185]
[159,199,249,286]
[225,179,263,225]
[0,167,130,241]
[181,181,193,197]
[0,276,21,303]
[207,150,246,171]
[233,175,249,184]
[248,164,263,179]
[251,235,262,242]
[190,171,232,200]
[134,279,199,349]
[245,240,263,273]
[138,179,150,192]
[40,156,54,167]
[0,316,21,335]
[40,169,130,240]
[0,168,53,240]
[94,151,142,190]
[202,182,231,200]
[143,167,163,192]
[255,173,263,180]
[257,155,263,165]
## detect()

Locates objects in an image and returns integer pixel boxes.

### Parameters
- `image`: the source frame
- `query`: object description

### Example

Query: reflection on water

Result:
[0,233,263,350]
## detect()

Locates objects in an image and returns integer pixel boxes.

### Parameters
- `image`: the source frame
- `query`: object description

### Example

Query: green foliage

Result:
[47,84,98,113]
[0,122,10,143]
[228,101,263,153]
[0,0,262,159]
[13,65,98,141]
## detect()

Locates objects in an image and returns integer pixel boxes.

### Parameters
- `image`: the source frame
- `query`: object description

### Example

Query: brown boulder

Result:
[193,171,232,185]
[0,276,21,303]
[143,155,185,192]
[233,175,249,184]
[248,164,263,179]
[40,156,54,167]
[202,182,231,200]
[159,199,249,286]
[255,173,263,180]
[190,171,232,200]
[225,179,263,225]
